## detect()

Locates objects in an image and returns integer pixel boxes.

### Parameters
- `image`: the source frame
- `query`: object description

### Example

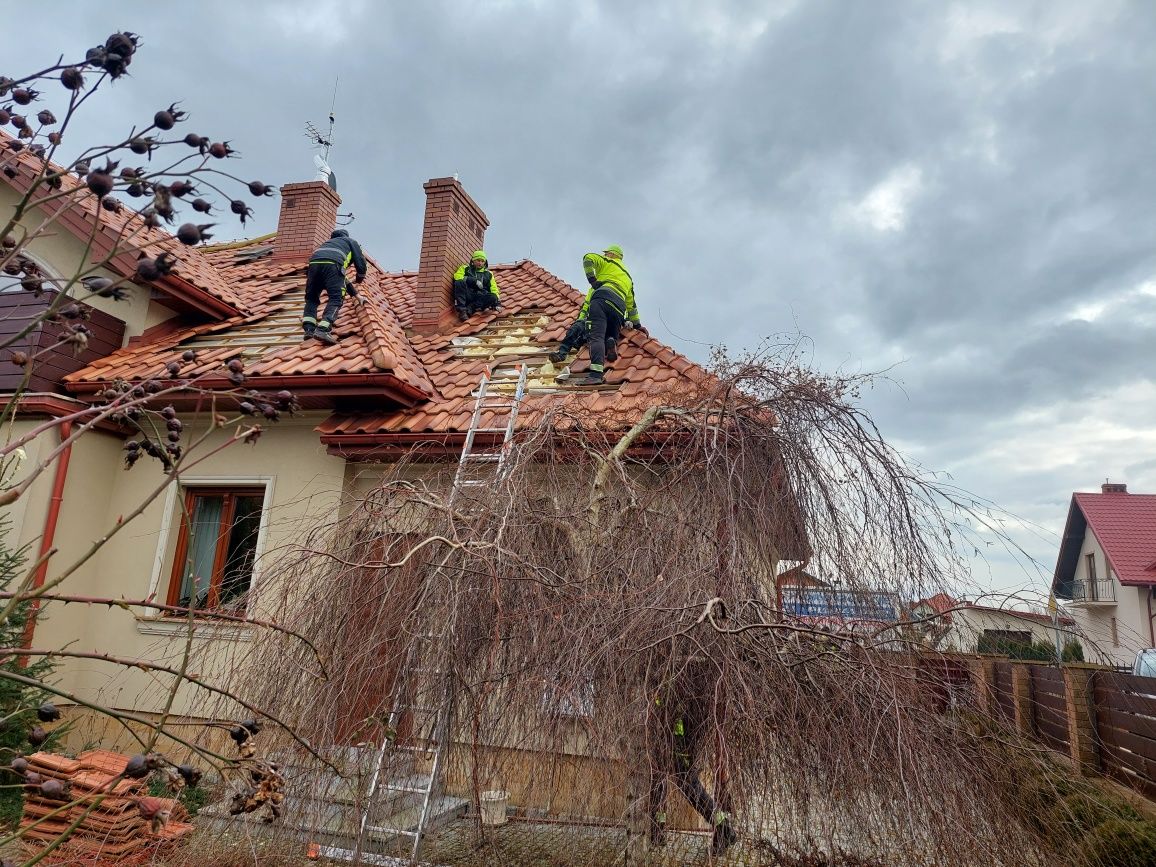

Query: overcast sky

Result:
[8,1,1156,599]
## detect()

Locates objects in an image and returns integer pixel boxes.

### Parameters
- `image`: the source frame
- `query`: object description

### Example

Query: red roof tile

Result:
[1071,491,1156,587]
[60,226,712,439]
[0,131,246,316]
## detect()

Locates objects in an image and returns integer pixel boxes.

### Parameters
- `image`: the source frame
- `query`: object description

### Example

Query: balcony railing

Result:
[1070,578,1116,604]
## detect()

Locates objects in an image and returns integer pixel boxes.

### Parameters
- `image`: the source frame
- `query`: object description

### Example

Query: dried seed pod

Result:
[181,350,196,363]
[86,171,114,197]
[176,764,202,787]
[166,418,183,432]
[135,257,159,281]
[238,401,256,416]
[227,358,244,373]
[176,223,201,246]
[124,753,149,779]
[36,702,60,722]
[9,351,28,367]
[153,103,185,130]
[191,198,213,214]
[36,109,56,126]
[207,141,234,159]
[165,360,181,376]
[260,404,278,421]
[39,779,68,800]
[126,182,144,198]
[247,180,274,197]
[229,199,254,224]
[27,726,47,746]
[161,405,177,419]
[46,132,62,146]
[11,87,37,106]
[60,67,84,90]
[9,757,28,775]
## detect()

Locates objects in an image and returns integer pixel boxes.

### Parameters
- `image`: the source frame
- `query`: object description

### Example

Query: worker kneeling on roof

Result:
[453,251,501,322]
[303,229,367,346]
[570,244,645,386]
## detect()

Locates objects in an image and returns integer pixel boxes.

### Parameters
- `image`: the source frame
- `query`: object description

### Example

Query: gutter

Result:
[20,420,72,651]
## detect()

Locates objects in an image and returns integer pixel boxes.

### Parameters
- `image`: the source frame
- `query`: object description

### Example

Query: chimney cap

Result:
[1102,481,1128,494]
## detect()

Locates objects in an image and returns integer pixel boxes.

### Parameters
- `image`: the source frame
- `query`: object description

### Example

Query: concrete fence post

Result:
[1011,663,1035,737]
[1062,664,1102,775]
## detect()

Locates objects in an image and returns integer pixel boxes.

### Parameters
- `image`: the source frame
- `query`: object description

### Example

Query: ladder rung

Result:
[366,826,419,837]
[381,782,430,794]
[460,453,501,462]
[472,427,511,433]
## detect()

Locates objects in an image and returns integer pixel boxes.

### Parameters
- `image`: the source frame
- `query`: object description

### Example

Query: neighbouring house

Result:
[908,592,1077,656]
[777,569,901,634]
[2,143,786,830]
[1051,482,1156,667]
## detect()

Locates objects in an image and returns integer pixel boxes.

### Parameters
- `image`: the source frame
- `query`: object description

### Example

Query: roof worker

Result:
[453,251,501,322]
[571,244,645,386]
[547,313,592,366]
[647,678,737,855]
[303,229,367,345]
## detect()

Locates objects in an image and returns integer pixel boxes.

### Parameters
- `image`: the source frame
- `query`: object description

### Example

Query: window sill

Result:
[134,616,252,642]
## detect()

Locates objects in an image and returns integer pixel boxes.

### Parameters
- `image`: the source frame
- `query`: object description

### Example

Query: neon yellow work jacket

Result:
[581,253,639,324]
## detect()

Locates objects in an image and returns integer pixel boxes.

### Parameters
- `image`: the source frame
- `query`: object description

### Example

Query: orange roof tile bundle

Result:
[19,750,194,859]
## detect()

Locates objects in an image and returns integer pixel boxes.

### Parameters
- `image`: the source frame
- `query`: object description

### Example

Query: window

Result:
[1085,553,1097,583]
[168,487,265,613]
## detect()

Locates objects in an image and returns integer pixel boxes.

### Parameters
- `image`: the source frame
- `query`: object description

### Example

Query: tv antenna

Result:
[305,78,340,191]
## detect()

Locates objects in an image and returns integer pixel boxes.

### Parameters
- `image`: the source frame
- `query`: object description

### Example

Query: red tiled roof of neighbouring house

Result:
[1053,490,1156,592]
[0,131,247,317]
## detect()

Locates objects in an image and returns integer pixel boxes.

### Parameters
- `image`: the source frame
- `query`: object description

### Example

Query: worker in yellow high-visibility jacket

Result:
[647,685,737,854]
[571,245,646,386]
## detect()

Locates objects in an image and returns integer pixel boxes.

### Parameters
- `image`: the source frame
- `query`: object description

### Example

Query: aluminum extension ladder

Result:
[331,365,529,866]
[450,364,529,504]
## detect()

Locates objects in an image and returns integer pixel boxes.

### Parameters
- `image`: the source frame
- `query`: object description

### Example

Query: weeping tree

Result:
[221,341,1146,866]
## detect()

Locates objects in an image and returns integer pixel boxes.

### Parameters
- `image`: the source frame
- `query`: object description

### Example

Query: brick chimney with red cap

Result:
[412,177,489,333]
[271,181,341,261]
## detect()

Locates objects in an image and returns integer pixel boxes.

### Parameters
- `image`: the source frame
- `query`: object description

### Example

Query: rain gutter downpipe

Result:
[20,419,72,652]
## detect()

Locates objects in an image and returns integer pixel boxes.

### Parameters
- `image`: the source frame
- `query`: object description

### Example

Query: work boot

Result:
[302,327,315,341]
[313,328,338,346]
[457,308,470,322]
[606,340,618,362]
[710,820,737,855]
[576,371,605,386]
[548,349,568,364]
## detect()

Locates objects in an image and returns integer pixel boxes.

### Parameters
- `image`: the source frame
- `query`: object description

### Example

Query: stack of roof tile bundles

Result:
[16,749,194,858]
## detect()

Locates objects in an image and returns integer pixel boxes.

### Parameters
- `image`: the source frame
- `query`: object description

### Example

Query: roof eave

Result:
[1051,495,1087,600]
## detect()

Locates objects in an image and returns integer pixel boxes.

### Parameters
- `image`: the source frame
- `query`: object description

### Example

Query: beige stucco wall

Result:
[4,412,346,726]
[939,607,1067,654]
[1064,527,1153,667]
[0,182,174,340]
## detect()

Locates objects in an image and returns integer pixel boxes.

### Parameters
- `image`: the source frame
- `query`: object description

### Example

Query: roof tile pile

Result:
[20,750,193,859]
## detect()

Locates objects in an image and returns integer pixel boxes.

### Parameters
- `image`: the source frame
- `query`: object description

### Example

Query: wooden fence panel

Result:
[1028,665,1070,754]
[992,661,1015,722]
[1093,671,1156,799]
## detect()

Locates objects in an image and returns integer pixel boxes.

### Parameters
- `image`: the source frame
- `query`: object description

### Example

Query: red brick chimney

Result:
[412,177,489,333]
[271,181,341,260]
[1102,482,1128,494]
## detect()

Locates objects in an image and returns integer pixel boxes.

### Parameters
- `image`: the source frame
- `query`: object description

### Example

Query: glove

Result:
[635,323,649,336]
[474,278,483,290]
[355,274,365,284]
[621,320,634,331]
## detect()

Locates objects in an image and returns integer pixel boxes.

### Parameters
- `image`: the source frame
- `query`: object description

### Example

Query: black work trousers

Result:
[586,289,625,372]
[303,262,346,332]
[647,766,719,827]
[453,280,499,317]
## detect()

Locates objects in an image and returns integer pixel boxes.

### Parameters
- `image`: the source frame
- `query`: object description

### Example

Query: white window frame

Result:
[137,475,275,639]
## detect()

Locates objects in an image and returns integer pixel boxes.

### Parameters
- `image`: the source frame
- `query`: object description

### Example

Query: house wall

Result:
[0,184,154,341]
[940,607,1068,653]
[8,413,346,729]
[1065,527,1153,667]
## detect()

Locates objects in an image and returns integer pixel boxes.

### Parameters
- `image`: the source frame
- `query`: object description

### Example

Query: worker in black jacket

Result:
[303,229,367,345]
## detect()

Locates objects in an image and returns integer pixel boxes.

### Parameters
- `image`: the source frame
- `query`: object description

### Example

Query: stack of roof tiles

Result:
[19,750,194,859]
